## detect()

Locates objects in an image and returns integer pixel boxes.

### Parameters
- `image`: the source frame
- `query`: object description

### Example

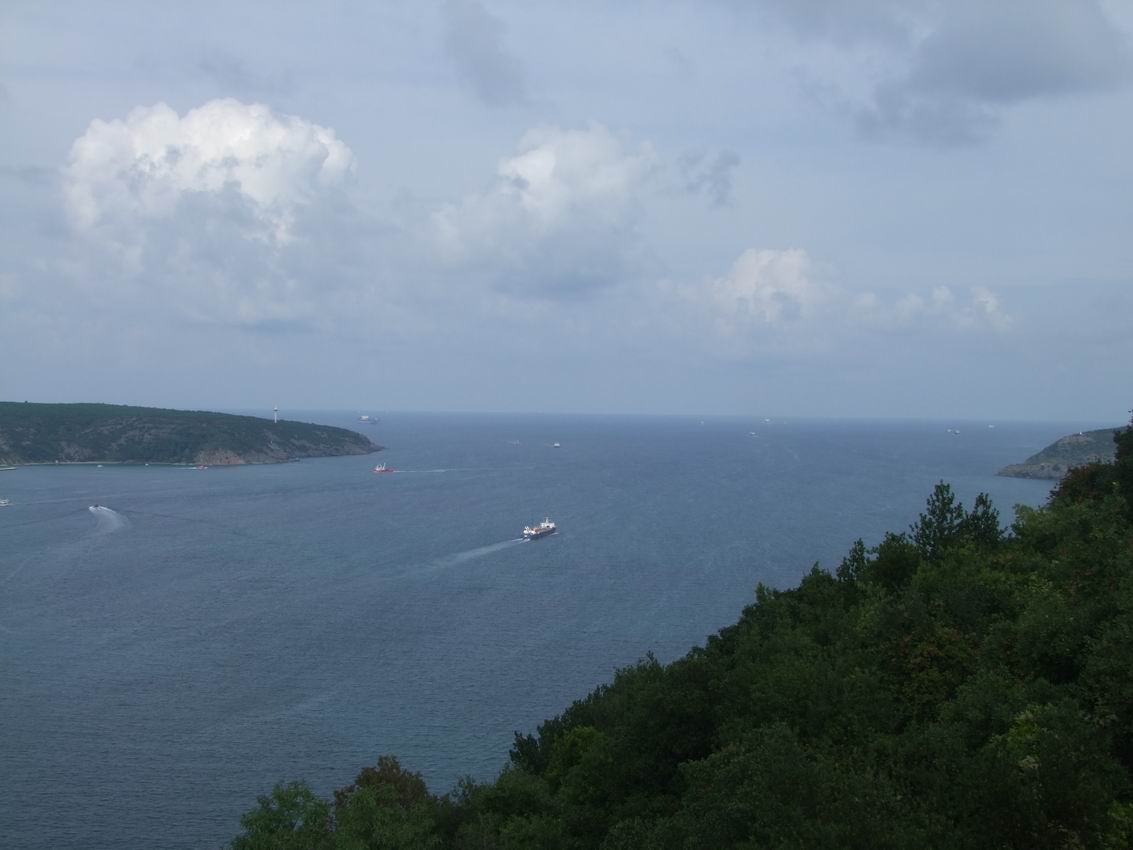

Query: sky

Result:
[1,0,1131,421]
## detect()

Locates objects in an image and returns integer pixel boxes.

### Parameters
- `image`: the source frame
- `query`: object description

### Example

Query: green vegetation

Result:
[233,421,1133,849]
[998,427,1118,479]
[0,402,377,465]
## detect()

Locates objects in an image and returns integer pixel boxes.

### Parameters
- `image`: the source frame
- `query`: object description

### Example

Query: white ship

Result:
[523,517,557,540]
[0,498,11,508]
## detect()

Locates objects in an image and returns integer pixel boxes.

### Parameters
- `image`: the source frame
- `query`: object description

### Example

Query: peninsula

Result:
[997,427,1118,479]
[0,402,379,466]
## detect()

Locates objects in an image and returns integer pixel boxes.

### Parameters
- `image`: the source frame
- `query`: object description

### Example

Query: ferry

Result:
[373,463,395,474]
[523,517,557,540]
[358,415,378,424]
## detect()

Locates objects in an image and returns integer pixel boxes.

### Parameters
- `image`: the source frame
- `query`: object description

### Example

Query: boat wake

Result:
[88,505,129,534]
[424,538,524,572]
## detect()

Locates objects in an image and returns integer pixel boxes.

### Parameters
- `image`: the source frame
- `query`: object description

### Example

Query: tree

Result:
[229,781,332,850]
[960,492,1001,548]
[836,538,868,584]
[911,482,966,560]
[1113,413,1133,517]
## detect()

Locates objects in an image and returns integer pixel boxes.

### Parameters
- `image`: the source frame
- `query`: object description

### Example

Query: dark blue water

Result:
[0,413,1083,849]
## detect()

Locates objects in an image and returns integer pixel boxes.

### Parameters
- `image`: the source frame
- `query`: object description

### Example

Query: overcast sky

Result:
[2,0,1131,421]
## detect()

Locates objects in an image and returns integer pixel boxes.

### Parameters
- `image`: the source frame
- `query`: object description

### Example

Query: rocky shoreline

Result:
[997,428,1118,480]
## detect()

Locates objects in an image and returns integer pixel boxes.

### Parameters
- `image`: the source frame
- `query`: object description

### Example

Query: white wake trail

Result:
[424,538,525,572]
[88,505,129,534]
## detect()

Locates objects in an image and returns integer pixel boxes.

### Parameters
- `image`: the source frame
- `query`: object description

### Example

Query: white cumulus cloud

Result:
[852,284,1014,331]
[56,99,366,329]
[706,248,828,330]
[64,98,354,243]
[669,247,1013,357]
[431,123,658,297]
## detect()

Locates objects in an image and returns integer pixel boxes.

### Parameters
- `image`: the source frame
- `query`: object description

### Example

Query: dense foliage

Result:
[232,421,1133,849]
[0,401,375,464]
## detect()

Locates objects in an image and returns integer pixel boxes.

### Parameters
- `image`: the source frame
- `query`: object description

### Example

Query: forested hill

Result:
[0,402,378,465]
[231,422,1133,849]
[998,427,1119,480]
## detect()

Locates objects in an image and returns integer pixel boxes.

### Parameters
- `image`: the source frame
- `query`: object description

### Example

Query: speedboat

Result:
[523,517,557,540]
[373,463,395,474]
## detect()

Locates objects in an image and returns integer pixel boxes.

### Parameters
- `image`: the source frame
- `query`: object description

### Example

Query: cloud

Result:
[668,247,1012,356]
[851,284,1014,331]
[441,0,528,108]
[59,99,363,328]
[754,0,914,47]
[678,150,741,207]
[862,0,1131,145]
[431,123,658,297]
[64,98,354,243]
[705,248,828,330]
[759,0,1132,146]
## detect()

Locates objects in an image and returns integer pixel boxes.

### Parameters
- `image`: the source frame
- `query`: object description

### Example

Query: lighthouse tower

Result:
[273,405,279,424]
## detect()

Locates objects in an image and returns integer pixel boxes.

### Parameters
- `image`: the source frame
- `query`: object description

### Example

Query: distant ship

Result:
[552,442,561,448]
[358,415,378,425]
[373,463,395,474]
[523,517,557,540]
[0,498,11,508]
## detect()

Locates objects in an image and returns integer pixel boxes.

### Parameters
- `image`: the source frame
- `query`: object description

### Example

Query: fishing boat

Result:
[373,463,395,474]
[523,517,557,540]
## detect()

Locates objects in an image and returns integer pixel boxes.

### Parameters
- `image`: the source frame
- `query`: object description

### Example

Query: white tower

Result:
[273,405,279,424]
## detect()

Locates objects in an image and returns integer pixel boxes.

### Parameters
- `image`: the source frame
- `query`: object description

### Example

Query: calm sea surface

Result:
[0,413,1093,848]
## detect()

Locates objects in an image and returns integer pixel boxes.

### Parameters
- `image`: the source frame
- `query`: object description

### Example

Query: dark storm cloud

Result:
[860,0,1132,146]
[441,0,528,108]
[754,0,1132,146]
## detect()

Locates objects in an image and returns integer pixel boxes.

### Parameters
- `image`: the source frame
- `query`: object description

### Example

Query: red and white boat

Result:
[523,517,556,540]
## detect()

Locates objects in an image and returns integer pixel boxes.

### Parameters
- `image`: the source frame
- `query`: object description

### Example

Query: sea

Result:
[0,412,1097,849]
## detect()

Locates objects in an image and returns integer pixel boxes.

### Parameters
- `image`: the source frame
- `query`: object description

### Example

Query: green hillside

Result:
[230,421,1133,849]
[998,428,1118,479]
[0,402,377,465]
